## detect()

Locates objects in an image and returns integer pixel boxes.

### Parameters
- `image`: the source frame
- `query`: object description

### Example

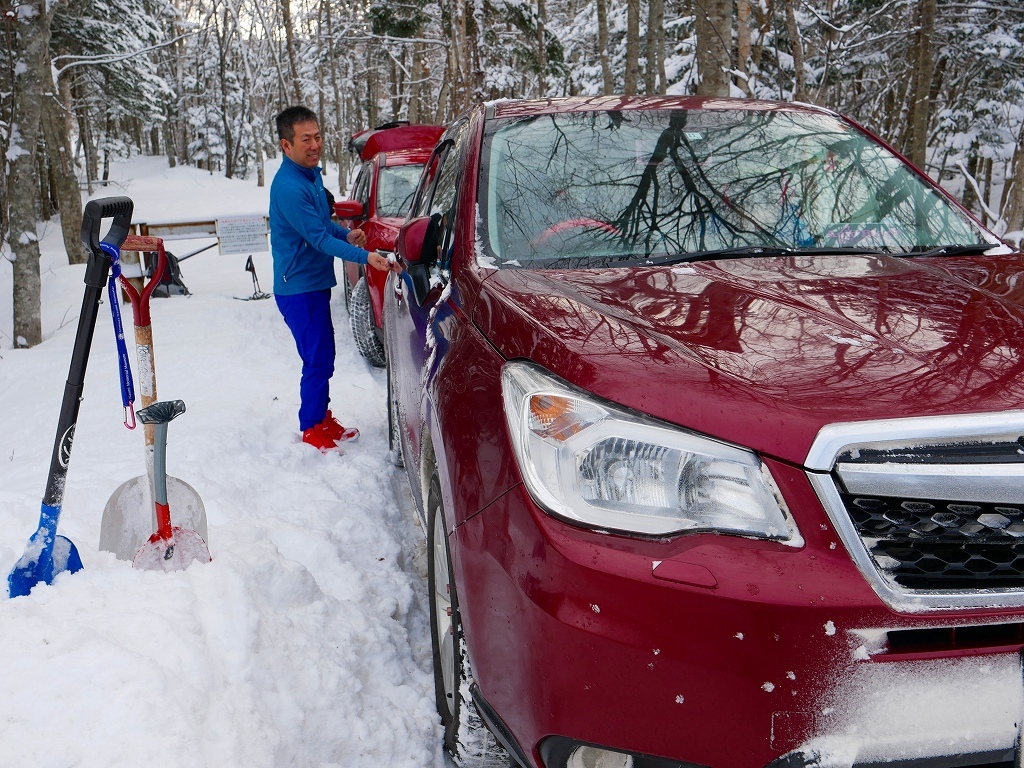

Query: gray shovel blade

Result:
[132,527,211,572]
[99,475,208,561]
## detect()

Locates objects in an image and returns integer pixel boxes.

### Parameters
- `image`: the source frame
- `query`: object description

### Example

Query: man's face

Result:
[281,120,322,169]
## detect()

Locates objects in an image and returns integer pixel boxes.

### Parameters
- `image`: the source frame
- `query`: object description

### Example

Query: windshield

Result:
[376,163,424,218]
[478,108,990,268]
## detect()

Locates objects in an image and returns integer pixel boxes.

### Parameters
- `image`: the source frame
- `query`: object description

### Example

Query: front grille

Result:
[839,493,1024,589]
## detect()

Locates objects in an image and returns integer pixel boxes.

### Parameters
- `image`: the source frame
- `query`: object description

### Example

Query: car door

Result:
[387,121,470,511]
[340,161,373,293]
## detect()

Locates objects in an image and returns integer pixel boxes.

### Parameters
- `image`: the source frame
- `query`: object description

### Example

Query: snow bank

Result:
[0,157,446,766]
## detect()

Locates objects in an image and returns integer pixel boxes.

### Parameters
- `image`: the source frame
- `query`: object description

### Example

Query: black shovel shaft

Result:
[42,198,133,508]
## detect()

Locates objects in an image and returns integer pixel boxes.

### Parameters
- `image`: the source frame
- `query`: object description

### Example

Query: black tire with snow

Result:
[427,474,510,768]
[349,276,386,368]
[342,265,357,315]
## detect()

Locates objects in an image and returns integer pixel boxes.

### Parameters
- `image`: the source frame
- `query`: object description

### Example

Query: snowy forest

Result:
[2,0,1023,348]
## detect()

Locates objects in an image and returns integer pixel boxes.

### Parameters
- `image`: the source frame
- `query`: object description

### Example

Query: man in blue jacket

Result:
[270,106,399,452]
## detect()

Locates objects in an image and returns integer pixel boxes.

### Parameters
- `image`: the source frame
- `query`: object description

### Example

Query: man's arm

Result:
[282,185,369,265]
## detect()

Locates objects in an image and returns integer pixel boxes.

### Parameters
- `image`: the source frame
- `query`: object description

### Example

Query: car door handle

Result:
[394,275,404,308]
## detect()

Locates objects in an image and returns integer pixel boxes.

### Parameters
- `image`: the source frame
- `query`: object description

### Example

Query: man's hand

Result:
[346,229,367,248]
[367,251,403,273]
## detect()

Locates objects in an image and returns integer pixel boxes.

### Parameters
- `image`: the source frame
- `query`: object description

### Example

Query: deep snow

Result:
[0,157,447,767]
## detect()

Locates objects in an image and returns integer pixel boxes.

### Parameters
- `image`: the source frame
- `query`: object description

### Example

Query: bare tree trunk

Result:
[472,0,485,100]
[164,114,178,168]
[102,114,112,183]
[366,55,378,127]
[736,0,752,95]
[72,74,97,194]
[537,0,548,93]
[223,2,265,186]
[0,17,12,246]
[783,0,806,101]
[38,145,51,219]
[750,0,774,92]
[904,0,936,170]
[281,0,304,103]
[695,0,733,96]
[655,0,667,93]
[645,0,665,94]
[1001,120,1024,236]
[389,55,401,120]
[8,0,49,347]
[449,0,470,114]
[323,0,347,190]
[596,0,614,94]
[962,142,979,213]
[625,0,640,94]
[982,156,994,224]
[42,68,87,265]
[436,48,450,122]
[408,42,423,123]
[217,6,235,178]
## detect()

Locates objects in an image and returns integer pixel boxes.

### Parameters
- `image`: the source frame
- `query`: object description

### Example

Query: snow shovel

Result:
[99,235,208,560]
[8,197,134,598]
[131,400,211,570]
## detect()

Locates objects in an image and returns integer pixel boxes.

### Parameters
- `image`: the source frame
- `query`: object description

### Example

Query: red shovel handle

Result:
[118,235,168,326]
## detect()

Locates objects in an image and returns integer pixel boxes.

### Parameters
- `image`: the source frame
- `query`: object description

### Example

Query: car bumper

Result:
[453,459,1024,768]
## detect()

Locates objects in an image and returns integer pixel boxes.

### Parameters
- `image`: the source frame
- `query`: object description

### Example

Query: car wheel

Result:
[349,276,386,367]
[343,266,358,315]
[386,356,404,468]
[427,474,509,768]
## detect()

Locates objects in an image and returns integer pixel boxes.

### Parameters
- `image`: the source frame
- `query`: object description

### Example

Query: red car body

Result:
[385,97,1024,768]
[334,123,444,365]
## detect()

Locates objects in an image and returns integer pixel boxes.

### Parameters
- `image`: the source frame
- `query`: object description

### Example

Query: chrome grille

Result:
[805,412,1024,611]
[839,493,1024,589]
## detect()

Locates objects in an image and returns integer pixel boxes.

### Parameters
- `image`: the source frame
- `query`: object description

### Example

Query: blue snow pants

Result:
[275,289,335,432]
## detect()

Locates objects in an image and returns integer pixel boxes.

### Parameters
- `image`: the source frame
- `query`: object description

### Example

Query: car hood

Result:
[473,253,1024,465]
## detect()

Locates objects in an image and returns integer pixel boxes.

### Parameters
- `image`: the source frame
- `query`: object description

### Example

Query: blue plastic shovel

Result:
[8,197,134,598]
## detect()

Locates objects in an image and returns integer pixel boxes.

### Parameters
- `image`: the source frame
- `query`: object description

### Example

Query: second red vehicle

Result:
[334,121,444,366]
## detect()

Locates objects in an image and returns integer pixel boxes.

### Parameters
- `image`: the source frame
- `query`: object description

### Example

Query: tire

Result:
[349,276,386,368]
[343,265,358,315]
[427,474,510,768]
[386,356,404,468]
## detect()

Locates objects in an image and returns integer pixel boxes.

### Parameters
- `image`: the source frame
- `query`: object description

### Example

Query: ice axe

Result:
[132,400,211,570]
[99,235,208,560]
[8,197,133,598]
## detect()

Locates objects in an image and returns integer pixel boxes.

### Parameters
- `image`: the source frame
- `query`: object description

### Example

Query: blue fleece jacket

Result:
[270,155,369,295]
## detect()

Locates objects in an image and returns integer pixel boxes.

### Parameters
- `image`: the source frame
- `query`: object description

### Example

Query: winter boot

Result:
[302,422,340,453]
[321,410,359,442]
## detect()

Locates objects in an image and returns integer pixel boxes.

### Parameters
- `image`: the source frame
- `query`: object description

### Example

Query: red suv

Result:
[334,121,444,366]
[385,97,1024,768]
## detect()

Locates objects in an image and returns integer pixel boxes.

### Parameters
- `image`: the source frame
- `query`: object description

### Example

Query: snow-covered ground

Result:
[0,157,447,766]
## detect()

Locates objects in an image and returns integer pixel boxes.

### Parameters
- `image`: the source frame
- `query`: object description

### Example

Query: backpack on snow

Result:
[146,251,190,297]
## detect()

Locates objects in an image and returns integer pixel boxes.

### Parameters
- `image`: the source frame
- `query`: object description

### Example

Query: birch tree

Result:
[6,0,49,347]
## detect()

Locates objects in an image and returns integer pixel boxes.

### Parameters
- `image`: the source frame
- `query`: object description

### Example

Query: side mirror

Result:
[396,213,442,267]
[334,200,365,219]
[396,214,443,305]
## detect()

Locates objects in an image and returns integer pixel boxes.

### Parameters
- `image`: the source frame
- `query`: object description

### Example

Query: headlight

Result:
[501,361,802,542]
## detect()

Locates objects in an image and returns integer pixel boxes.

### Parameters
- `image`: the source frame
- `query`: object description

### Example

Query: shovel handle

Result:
[82,198,133,278]
[119,236,168,326]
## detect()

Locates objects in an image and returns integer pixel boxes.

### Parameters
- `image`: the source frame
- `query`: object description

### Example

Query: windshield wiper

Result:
[899,243,995,258]
[635,245,886,267]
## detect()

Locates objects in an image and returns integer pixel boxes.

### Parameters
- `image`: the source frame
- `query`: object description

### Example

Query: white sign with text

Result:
[217,215,269,255]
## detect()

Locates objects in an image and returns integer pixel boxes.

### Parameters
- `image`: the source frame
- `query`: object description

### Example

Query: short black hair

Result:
[276,106,319,143]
